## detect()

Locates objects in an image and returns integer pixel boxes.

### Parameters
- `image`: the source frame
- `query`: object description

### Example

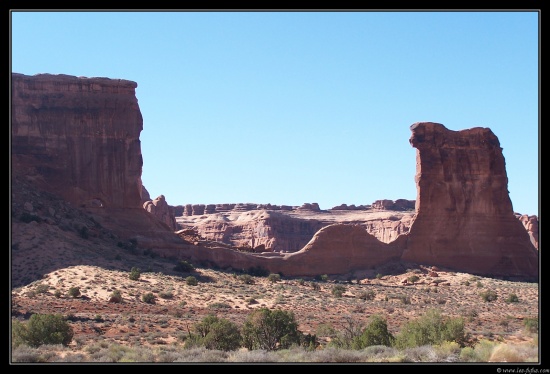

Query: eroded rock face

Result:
[12,73,144,209]
[516,214,539,250]
[177,209,415,252]
[402,122,538,279]
[11,72,538,281]
[143,195,177,231]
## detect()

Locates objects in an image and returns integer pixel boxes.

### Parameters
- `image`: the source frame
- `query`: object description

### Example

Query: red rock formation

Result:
[402,122,538,279]
[516,214,539,250]
[12,73,144,209]
[11,73,182,246]
[156,224,407,277]
[143,195,177,231]
[11,73,538,281]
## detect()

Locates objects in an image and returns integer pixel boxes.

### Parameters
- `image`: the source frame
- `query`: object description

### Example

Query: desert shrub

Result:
[191,314,242,351]
[185,276,198,286]
[472,339,497,362]
[158,290,174,299]
[12,314,74,348]
[479,290,498,302]
[328,316,364,350]
[237,274,255,285]
[310,282,321,291]
[67,287,81,298]
[242,308,302,351]
[35,284,50,294]
[407,275,420,284]
[459,346,480,362]
[129,267,141,281]
[267,273,281,283]
[331,284,346,298]
[393,309,467,349]
[53,290,62,298]
[523,317,538,334]
[505,293,519,303]
[356,290,376,301]
[208,302,231,310]
[245,266,269,277]
[314,274,329,282]
[297,279,305,285]
[353,314,394,349]
[109,290,123,303]
[174,260,194,273]
[141,292,155,304]
[376,273,383,279]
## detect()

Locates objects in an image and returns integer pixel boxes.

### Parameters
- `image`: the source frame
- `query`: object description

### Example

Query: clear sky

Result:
[10,10,540,216]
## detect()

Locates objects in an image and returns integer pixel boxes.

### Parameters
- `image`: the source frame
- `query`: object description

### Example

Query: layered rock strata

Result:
[11,73,538,281]
[11,73,181,245]
[402,122,538,278]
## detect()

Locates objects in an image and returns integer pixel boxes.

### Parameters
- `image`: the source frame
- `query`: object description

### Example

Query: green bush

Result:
[357,290,376,301]
[310,282,321,291]
[354,314,394,348]
[480,290,498,302]
[331,284,346,298]
[142,292,155,304]
[267,273,281,283]
[505,293,519,303]
[315,274,329,282]
[35,284,50,294]
[109,290,123,303]
[237,274,255,285]
[523,317,538,334]
[407,275,420,284]
[174,260,195,273]
[242,308,302,351]
[129,267,141,281]
[191,314,242,351]
[393,309,467,349]
[12,313,74,348]
[158,290,174,299]
[67,287,81,298]
[185,276,198,286]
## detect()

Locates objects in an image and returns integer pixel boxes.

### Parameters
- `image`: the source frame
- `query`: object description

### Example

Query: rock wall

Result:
[402,122,538,279]
[11,73,538,280]
[11,73,144,209]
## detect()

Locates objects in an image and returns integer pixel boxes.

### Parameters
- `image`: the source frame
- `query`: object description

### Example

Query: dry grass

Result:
[11,259,539,363]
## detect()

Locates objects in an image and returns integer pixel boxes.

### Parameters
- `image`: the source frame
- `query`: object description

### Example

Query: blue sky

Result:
[10,10,540,216]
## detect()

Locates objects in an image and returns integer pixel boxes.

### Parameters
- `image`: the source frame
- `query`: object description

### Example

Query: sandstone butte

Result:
[10,72,539,281]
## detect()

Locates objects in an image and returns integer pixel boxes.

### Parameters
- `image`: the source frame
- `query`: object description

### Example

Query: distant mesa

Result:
[10,73,538,281]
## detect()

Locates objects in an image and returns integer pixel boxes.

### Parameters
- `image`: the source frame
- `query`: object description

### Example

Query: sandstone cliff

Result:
[175,204,415,252]
[11,73,182,247]
[11,73,538,282]
[402,122,538,278]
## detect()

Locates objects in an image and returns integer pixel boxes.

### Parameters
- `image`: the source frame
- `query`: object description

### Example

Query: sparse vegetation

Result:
[174,260,194,273]
[10,262,538,363]
[267,273,281,283]
[331,284,346,298]
[185,276,198,286]
[129,267,141,281]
